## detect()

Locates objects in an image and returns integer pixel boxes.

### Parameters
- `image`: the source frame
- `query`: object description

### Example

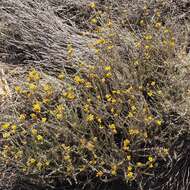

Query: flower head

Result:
[36,135,44,141]
[89,2,96,9]
[96,171,103,177]
[2,123,10,130]
[28,69,40,81]
[33,102,41,113]
[86,114,94,122]
[123,139,130,150]
[104,66,112,71]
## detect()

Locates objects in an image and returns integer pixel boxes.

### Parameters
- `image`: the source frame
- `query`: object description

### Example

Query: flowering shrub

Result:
[0,0,190,189]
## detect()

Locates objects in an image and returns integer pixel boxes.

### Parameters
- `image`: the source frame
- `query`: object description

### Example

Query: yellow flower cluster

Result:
[123,139,130,151]
[108,123,117,134]
[28,69,40,81]
[86,114,94,122]
[74,75,85,85]
[33,102,41,113]
[63,89,76,100]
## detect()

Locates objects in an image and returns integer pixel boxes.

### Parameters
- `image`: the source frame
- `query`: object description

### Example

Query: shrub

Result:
[0,0,190,189]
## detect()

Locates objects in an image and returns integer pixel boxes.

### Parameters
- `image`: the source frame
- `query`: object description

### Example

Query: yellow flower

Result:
[123,139,130,150]
[145,45,151,50]
[134,60,139,66]
[136,162,144,167]
[43,83,53,94]
[2,123,10,130]
[41,117,47,123]
[36,135,44,141]
[45,160,50,166]
[106,94,112,102]
[55,104,64,113]
[90,18,97,24]
[99,125,104,129]
[107,45,114,50]
[169,40,175,47]
[87,98,91,103]
[27,158,36,166]
[155,119,162,126]
[28,69,40,81]
[31,128,38,136]
[83,104,90,113]
[127,171,134,180]
[147,115,153,121]
[33,102,41,113]
[58,72,65,80]
[96,38,106,45]
[85,82,93,88]
[131,106,136,111]
[143,132,148,138]
[96,171,103,177]
[140,20,144,26]
[111,165,117,176]
[64,155,71,161]
[89,65,95,70]
[156,11,161,17]
[127,112,134,118]
[15,150,23,160]
[56,113,63,120]
[108,124,117,134]
[86,141,95,151]
[135,42,141,48]
[94,48,100,54]
[22,167,27,172]
[111,108,115,113]
[127,155,131,161]
[147,90,153,97]
[30,113,37,120]
[37,162,43,170]
[11,124,17,131]
[164,28,170,34]
[128,128,139,135]
[149,163,154,168]
[162,148,169,156]
[28,83,37,91]
[19,114,26,122]
[97,95,101,100]
[67,44,74,57]
[74,75,85,84]
[127,165,132,172]
[107,20,113,28]
[148,156,154,162]
[162,40,167,46]
[104,66,112,71]
[114,113,119,117]
[86,114,94,122]
[89,2,96,9]
[89,160,97,165]
[89,73,98,78]
[43,98,51,104]
[144,34,152,40]
[97,117,102,123]
[15,86,22,93]
[64,91,76,100]
[105,72,112,78]
[3,132,11,139]
[155,22,162,29]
